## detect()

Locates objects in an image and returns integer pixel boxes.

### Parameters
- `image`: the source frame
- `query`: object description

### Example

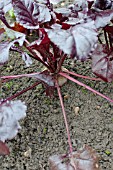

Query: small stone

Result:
[74,107,80,115]
[64,94,69,99]
[24,147,32,158]
[96,106,101,109]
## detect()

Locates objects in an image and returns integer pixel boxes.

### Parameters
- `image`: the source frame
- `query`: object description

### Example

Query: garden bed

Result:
[0,51,113,170]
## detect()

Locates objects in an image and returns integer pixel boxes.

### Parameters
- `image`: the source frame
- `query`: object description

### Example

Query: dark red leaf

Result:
[104,25,113,35]
[0,141,10,156]
[62,23,71,30]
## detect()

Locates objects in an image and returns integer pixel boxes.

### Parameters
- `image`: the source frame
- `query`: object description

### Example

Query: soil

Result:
[0,1,113,170]
[0,49,113,170]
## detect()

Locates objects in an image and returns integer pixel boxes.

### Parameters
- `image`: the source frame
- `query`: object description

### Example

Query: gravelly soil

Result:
[0,50,113,170]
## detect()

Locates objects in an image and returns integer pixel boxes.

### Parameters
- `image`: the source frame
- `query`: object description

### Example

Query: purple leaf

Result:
[68,0,88,12]
[37,3,51,23]
[0,4,11,28]
[46,26,75,55]
[49,0,62,5]
[92,0,112,10]
[0,0,12,13]
[12,0,39,29]
[92,45,113,82]
[49,155,73,170]
[0,41,11,64]
[94,10,113,28]
[54,7,71,17]
[70,145,100,170]
[10,45,32,66]
[46,21,98,61]
[0,29,25,64]
[35,0,61,5]
[22,52,33,67]
[0,141,10,156]
[12,0,51,29]
[27,70,55,87]
[10,45,32,67]
[0,100,27,142]
[71,21,98,60]
[49,145,100,170]
[64,17,82,26]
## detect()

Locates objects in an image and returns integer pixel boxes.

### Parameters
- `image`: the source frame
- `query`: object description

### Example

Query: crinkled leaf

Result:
[70,145,100,170]
[4,27,26,43]
[46,26,75,55]
[92,0,112,10]
[0,41,11,64]
[12,0,51,29]
[12,0,39,29]
[0,28,25,64]
[49,155,73,170]
[71,21,98,60]
[38,3,51,23]
[0,3,11,28]
[0,0,12,13]
[49,145,100,170]
[94,9,113,28]
[0,100,27,142]
[68,0,88,12]
[0,141,10,155]
[92,45,113,82]
[46,21,97,61]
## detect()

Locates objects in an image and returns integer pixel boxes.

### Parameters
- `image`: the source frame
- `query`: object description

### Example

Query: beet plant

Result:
[0,0,113,169]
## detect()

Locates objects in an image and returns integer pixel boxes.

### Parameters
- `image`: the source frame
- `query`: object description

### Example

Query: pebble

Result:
[24,147,32,158]
[74,106,80,115]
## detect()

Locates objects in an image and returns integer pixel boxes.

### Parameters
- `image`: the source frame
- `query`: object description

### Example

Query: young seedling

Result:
[0,0,113,169]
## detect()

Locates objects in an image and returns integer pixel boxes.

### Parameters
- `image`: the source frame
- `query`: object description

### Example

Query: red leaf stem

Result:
[63,70,101,81]
[56,79,73,154]
[59,72,113,103]
[1,82,40,105]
